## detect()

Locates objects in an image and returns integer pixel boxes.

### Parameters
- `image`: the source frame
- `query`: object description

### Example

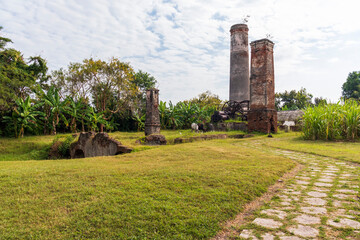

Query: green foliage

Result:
[37,86,69,135]
[159,100,215,130]
[57,135,75,158]
[133,70,157,91]
[2,96,44,138]
[0,27,49,111]
[302,100,360,141]
[0,26,12,49]
[342,71,360,100]
[275,87,313,110]
[183,90,222,109]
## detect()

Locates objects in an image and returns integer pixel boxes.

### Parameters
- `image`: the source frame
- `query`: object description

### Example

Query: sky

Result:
[1,0,360,103]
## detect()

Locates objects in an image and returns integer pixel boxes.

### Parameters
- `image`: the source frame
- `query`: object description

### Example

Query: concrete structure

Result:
[229,24,250,102]
[248,39,277,133]
[70,132,132,158]
[145,88,161,136]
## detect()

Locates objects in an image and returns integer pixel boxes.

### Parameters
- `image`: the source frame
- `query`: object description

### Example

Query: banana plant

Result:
[3,96,44,138]
[40,86,69,135]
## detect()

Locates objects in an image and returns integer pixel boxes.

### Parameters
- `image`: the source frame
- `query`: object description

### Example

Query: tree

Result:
[184,91,222,110]
[0,26,12,49]
[65,97,88,133]
[51,58,139,132]
[275,88,313,110]
[3,96,44,138]
[39,86,69,135]
[0,27,49,111]
[342,71,360,100]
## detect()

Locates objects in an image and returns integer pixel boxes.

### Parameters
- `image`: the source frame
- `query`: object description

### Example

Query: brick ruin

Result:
[248,39,277,133]
[229,24,277,133]
[229,24,249,102]
[144,88,161,136]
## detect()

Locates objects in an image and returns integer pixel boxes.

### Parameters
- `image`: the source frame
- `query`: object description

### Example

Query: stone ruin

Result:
[229,24,277,133]
[143,88,167,145]
[145,88,161,136]
[70,132,132,158]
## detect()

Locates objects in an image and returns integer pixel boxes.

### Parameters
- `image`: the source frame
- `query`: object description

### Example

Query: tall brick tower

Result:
[229,24,250,102]
[248,39,277,133]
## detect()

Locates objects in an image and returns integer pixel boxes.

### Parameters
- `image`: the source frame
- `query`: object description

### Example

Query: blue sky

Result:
[1,0,360,103]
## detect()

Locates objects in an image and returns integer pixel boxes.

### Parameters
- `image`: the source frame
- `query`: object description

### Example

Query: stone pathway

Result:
[238,148,359,240]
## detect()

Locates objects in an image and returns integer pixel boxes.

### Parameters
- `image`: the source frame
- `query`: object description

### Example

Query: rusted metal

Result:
[211,100,250,123]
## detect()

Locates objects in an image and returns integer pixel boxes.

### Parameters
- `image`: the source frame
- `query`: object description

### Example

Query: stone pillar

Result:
[229,24,250,102]
[145,88,161,136]
[248,39,277,133]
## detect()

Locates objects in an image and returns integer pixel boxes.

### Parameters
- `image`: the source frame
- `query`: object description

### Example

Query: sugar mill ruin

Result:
[69,23,279,158]
[212,23,277,134]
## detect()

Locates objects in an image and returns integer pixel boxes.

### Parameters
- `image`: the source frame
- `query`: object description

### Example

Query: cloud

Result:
[1,0,360,102]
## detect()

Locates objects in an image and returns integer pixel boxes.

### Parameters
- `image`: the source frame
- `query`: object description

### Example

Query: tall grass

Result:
[302,100,360,140]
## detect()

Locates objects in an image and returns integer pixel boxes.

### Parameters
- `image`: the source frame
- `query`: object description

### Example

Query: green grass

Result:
[0,130,248,161]
[0,134,55,161]
[0,138,294,239]
[263,132,360,164]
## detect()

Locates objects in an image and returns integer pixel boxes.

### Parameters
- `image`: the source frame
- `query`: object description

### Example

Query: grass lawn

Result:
[264,132,360,164]
[0,130,248,161]
[0,135,295,239]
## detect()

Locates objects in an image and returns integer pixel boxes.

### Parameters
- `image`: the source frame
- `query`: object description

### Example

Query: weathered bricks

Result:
[145,88,161,136]
[248,39,277,133]
[229,24,249,102]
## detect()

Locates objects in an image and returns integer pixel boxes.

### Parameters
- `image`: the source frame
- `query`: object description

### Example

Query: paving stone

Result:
[318,178,333,183]
[337,189,358,194]
[340,173,353,178]
[295,180,310,185]
[296,176,311,180]
[307,191,327,198]
[261,209,287,220]
[300,206,327,215]
[287,224,319,238]
[349,210,360,215]
[275,232,286,236]
[261,233,275,240]
[333,194,356,200]
[253,218,283,229]
[294,214,321,225]
[314,182,332,187]
[338,180,350,184]
[312,187,329,192]
[280,201,291,206]
[322,172,336,176]
[332,200,344,207]
[279,237,304,240]
[292,196,299,201]
[239,229,258,239]
[304,197,327,206]
[327,218,360,229]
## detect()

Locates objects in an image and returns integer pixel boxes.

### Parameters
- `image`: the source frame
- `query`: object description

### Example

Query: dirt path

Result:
[215,143,360,239]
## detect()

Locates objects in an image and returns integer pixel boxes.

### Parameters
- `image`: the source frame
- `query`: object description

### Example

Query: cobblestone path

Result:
[237,147,359,240]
